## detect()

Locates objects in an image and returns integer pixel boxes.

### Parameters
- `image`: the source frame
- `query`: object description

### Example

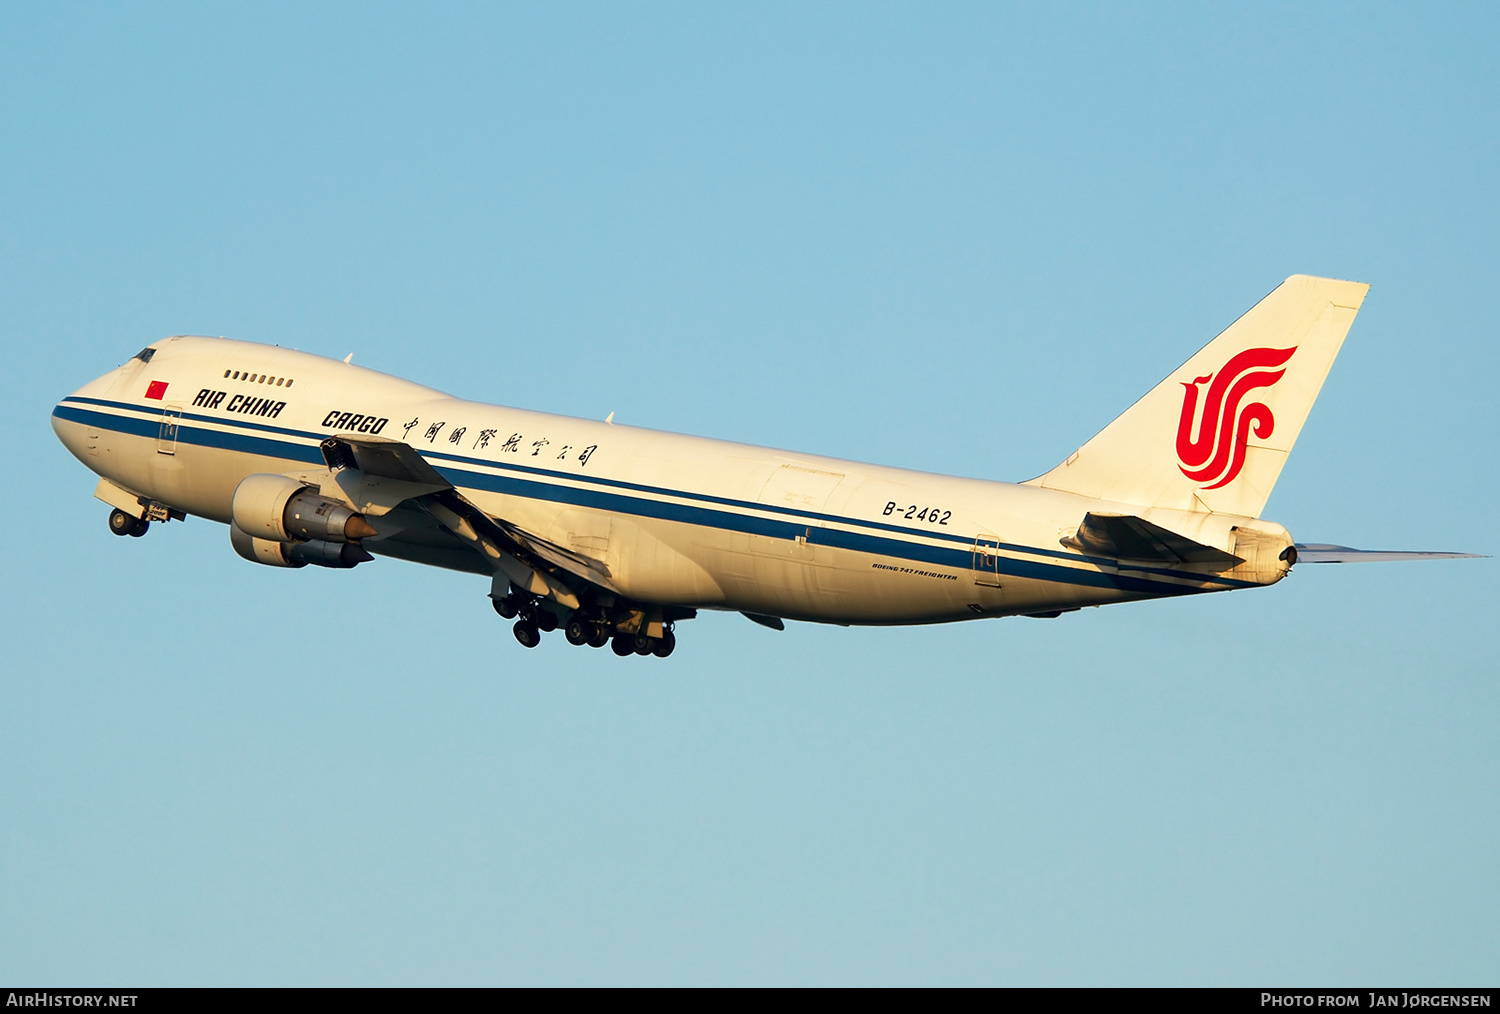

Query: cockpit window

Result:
[132,347,156,363]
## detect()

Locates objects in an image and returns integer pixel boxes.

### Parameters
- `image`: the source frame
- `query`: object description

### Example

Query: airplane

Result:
[51,275,1480,658]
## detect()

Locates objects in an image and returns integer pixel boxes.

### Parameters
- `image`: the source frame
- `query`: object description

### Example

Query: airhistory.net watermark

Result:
[6,996,138,1007]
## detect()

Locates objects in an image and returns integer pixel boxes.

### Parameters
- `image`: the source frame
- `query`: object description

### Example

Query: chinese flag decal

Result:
[145,381,169,400]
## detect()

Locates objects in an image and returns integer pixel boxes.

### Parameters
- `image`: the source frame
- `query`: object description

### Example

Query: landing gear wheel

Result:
[108,509,139,537]
[564,618,590,646]
[610,634,635,657]
[513,620,541,648]
[128,519,149,537]
[492,595,519,619]
[633,634,656,656]
[535,610,558,633]
[587,625,611,649]
[652,630,676,658]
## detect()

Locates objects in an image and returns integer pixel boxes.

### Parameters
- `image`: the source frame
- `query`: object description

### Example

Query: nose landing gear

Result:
[108,508,149,538]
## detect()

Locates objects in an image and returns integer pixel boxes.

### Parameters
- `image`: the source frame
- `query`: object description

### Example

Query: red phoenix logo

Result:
[1175,346,1296,489]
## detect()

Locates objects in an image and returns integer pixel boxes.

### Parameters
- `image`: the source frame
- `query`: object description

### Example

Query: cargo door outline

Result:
[757,463,846,551]
[157,406,182,455]
[758,465,846,516]
[972,532,1002,587]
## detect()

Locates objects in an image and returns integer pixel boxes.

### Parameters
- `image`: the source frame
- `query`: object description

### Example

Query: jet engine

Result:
[229,473,378,569]
[229,524,374,569]
[231,473,378,544]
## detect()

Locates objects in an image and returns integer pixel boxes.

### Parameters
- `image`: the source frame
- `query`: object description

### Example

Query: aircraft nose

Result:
[52,389,93,460]
[52,364,127,459]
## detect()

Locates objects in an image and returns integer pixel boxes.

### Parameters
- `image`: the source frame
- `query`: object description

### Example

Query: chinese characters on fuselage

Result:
[321,411,598,467]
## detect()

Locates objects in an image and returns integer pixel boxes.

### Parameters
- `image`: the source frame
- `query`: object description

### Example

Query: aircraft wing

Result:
[320,435,620,601]
[1292,543,1486,564]
[321,433,449,486]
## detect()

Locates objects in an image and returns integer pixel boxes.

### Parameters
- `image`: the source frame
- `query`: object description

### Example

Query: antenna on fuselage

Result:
[343,353,354,364]
[605,412,615,425]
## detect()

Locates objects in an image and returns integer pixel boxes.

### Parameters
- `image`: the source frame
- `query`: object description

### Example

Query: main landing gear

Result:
[492,588,682,659]
[610,631,675,658]
[108,508,149,538]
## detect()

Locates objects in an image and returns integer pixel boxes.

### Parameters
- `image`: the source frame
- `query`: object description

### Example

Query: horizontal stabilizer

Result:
[1292,543,1486,564]
[1066,512,1242,567]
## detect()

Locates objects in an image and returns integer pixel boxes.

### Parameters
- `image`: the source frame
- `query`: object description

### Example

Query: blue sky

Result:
[2,1,1495,985]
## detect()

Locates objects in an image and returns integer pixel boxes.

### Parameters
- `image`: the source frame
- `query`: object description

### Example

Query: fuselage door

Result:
[157,405,182,455]
[972,533,1002,587]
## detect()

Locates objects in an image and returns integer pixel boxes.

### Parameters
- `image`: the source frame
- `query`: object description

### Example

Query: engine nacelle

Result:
[230,524,374,569]
[231,473,377,544]
[287,539,374,568]
[230,523,302,567]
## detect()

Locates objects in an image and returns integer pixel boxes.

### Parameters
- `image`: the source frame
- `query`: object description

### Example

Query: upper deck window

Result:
[132,347,155,363]
[225,368,294,387]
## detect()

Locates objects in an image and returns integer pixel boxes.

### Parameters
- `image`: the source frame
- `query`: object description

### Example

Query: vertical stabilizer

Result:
[1027,275,1369,517]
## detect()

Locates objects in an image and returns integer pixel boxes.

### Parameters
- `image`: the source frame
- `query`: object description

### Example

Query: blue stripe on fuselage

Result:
[53,398,1251,596]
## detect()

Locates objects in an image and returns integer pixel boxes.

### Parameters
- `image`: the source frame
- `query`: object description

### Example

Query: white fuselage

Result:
[52,336,1288,625]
